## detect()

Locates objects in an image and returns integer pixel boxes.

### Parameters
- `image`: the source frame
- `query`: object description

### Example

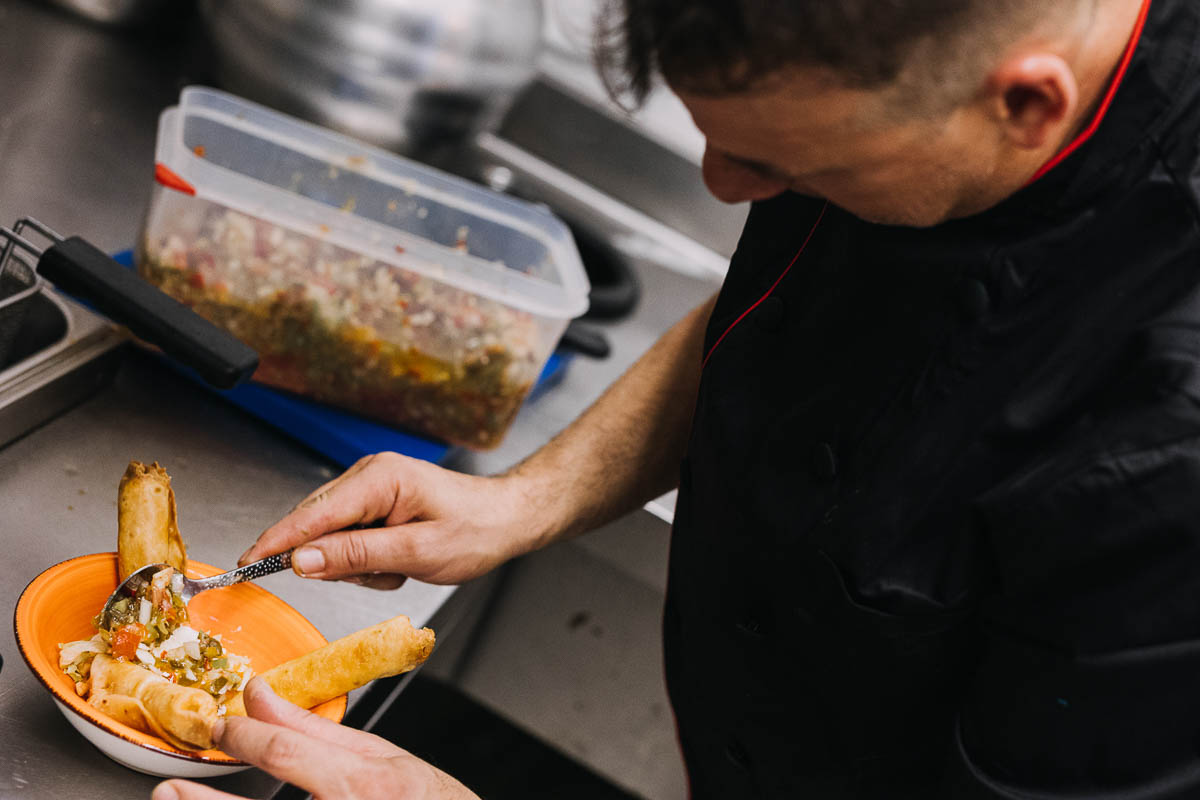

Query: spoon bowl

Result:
[99,552,293,629]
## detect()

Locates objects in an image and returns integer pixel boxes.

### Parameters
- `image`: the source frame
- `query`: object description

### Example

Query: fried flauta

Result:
[117,461,186,582]
[225,615,435,716]
[90,694,207,752]
[88,654,219,751]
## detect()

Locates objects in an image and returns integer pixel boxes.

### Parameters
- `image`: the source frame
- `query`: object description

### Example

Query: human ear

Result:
[985,54,1079,150]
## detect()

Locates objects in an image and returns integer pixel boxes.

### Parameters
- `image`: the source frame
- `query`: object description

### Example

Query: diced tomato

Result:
[187,271,206,289]
[111,624,146,660]
[188,252,216,272]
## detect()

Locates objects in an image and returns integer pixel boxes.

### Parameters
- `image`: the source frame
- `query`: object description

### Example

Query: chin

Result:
[841,203,953,228]
[829,183,966,228]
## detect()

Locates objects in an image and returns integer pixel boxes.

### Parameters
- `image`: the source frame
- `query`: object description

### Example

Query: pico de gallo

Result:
[136,206,546,449]
[59,567,252,707]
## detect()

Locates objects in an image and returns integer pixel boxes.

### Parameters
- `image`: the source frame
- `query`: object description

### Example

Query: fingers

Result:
[239,678,399,758]
[216,714,360,794]
[289,523,435,582]
[286,453,381,515]
[239,455,382,565]
[348,573,409,591]
[152,780,242,800]
[340,572,409,591]
[240,453,418,566]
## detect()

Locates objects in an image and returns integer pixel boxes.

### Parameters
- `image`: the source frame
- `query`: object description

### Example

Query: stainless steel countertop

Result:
[0,2,720,796]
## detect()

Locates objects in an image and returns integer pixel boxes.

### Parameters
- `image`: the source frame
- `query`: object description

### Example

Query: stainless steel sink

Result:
[0,289,126,449]
[466,78,746,280]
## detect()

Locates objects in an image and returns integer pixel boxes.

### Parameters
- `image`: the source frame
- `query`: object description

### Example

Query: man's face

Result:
[677,73,1006,227]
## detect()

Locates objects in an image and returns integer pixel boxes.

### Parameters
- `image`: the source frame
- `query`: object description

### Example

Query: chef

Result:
[156,0,1200,797]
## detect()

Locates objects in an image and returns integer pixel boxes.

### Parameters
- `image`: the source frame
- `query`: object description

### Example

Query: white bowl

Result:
[53,699,249,778]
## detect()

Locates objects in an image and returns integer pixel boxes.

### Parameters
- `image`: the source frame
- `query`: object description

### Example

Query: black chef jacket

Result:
[664,0,1200,797]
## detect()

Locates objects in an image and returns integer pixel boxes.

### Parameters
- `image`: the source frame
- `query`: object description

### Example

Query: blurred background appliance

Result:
[39,0,743,281]
[197,0,543,161]
[470,77,744,281]
[43,0,185,25]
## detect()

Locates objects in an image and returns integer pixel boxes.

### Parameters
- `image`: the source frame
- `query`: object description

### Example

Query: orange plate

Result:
[14,553,346,765]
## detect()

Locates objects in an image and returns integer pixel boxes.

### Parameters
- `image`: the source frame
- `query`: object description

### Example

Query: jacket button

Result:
[812,442,837,481]
[724,740,751,771]
[958,279,990,320]
[736,617,766,638]
[757,296,785,331]
[997,257,1027,302]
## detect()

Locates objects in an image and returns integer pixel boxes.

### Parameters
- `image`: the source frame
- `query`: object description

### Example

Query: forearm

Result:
[243,294,716,582]
[502,294,717,550]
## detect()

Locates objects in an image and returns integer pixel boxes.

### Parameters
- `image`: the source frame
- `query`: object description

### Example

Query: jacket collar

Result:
[981,0,1199,226]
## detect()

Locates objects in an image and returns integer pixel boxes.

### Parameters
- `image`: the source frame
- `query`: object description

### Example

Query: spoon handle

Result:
[194,551,293,592]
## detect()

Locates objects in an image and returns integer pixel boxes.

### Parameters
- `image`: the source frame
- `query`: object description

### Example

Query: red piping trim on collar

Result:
[1026,0,1153,185]
[702,201,828,369]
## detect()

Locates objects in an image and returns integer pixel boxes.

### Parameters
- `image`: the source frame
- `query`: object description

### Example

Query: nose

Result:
[701,146,790,204]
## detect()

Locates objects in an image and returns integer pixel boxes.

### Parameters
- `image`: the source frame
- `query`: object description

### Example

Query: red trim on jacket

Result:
[703,202,829,368]
[1027,0,1153,184]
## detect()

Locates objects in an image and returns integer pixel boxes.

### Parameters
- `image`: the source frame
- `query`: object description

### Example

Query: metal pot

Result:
[198,0,543,158]
[43,0,188,26]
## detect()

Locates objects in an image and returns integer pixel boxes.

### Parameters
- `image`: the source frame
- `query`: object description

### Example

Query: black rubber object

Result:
[38,237,259,389]
[559,320,612,359]
[574,227,640,321]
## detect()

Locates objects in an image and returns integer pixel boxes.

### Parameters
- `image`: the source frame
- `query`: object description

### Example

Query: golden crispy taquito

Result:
[89,654,218,750]
[90,693,155,732]
[225,615,435,716]
[90,693,195,750]
[117,461,186,582]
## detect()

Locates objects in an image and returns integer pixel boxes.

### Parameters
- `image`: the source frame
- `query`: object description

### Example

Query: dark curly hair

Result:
[596,0,1075,105]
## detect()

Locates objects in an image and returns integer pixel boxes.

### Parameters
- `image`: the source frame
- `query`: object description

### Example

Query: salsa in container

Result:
[138,88,589,449]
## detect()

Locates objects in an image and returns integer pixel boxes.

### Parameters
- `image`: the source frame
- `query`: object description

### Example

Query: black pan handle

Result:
[559,320,611,359]
[38,237,259,389]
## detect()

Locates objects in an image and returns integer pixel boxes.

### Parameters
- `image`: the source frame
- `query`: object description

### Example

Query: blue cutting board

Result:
[111,250,569,465]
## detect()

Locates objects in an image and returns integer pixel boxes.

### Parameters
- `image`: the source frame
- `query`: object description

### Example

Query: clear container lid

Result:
[154,87,590,320]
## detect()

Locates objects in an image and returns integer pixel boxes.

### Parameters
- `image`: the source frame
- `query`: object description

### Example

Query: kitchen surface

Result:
[0,2,731,798]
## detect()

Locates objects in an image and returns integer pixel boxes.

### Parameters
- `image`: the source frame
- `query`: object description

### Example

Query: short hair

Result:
[597,0,1080,106]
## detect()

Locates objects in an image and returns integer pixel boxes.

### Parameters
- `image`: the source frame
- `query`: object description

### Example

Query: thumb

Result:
[291,526,418,581]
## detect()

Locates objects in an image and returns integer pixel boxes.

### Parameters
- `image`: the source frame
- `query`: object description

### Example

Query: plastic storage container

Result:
[138,87,589,450]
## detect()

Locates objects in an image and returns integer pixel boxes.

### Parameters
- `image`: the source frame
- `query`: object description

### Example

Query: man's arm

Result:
[503,292,718,551]
[239,294,717,585]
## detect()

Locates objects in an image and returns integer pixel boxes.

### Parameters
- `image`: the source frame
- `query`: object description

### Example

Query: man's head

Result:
[600,0,1140,226]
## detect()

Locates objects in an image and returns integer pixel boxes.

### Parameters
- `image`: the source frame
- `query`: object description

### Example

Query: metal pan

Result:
[0,250,41,368]
[0,218,258,389]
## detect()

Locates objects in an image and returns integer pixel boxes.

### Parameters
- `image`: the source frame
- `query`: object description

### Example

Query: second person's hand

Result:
[154,678,479,800]
[239,452,547,590]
